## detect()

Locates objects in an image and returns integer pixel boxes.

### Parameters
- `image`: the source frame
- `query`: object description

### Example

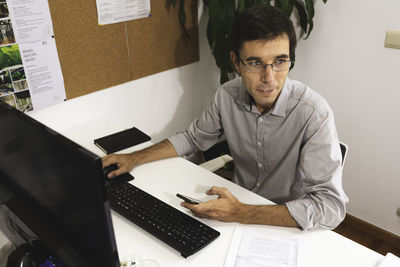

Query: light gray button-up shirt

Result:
[169,77,348,230]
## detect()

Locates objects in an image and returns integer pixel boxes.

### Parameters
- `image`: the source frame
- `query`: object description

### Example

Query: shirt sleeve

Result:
[168,88,225,157]
[285,108,348,230]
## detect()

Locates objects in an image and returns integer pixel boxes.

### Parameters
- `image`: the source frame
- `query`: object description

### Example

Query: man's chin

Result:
[255,99,275,113]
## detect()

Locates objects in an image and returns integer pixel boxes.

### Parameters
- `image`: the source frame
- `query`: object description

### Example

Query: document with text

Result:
[96,0,151,25]
[224,226,306,267]
[1,0,66,112]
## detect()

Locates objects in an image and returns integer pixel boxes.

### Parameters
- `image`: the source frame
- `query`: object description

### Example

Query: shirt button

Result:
[258,163,262,168]
[257,182,261,187]
[258,142,261,146]
[258,118,263,122]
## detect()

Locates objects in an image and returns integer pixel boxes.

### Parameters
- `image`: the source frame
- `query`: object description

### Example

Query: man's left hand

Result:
[180,186,246,222]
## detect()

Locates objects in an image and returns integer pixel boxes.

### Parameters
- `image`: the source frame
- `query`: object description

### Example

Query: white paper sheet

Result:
[379,253,400,267]
[96,0,151,25]
[7,0,54,44]
[224,226,306,267]
[19,38,66,110]
[0,0,66,112]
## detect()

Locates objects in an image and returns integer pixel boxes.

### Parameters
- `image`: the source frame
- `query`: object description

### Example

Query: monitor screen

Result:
[0,102,120,266]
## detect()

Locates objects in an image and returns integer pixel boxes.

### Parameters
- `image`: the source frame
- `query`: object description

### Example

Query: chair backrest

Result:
[339,142,348,167]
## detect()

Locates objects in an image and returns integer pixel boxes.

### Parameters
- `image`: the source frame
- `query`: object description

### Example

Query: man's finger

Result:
[180,202,198,210]
[206,186,230,198]
[101,154,116,167]
[108,165,127,178]
[181,202,215,219]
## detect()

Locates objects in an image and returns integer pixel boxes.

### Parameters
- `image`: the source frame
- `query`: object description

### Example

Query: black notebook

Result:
[94,127,151,154]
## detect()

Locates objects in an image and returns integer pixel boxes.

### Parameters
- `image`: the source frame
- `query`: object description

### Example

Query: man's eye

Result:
[274,60,286,65]
[248,61,263,66]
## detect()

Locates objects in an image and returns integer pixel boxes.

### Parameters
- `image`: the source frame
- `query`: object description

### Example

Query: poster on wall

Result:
[0,0,65,113]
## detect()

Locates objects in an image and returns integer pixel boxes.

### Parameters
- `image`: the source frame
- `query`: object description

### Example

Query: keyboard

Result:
[106,182,220,258]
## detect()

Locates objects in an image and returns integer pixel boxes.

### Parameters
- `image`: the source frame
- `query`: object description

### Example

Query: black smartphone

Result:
[176,193,202,205]
[94,127,151,154]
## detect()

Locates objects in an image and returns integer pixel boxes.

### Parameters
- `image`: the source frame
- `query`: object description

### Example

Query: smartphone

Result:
[176,193,202,205]
[94,127,151,154]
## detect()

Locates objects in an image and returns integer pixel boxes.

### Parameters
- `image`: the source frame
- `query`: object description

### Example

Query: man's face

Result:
[231,36,290,113]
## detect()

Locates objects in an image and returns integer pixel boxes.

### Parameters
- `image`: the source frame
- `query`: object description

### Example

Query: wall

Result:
[290,0,400,236]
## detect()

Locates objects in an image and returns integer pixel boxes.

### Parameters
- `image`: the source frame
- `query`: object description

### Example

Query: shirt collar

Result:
[235,78,253,112]
[270,77,291,118]
[236,77,291,117]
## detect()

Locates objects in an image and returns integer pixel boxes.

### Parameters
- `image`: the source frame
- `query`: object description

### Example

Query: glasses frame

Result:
[237,55,293,73]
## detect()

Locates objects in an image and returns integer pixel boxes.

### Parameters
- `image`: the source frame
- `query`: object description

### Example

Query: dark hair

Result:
[231,5,297,60]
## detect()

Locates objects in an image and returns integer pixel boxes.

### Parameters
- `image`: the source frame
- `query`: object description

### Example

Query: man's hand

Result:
[101,153,139,178]
[181,186,246,222]
[101,139,178,178]
[181,186,300,227]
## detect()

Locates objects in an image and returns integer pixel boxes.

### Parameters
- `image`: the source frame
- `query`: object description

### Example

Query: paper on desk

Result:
[224,226,306,267]
[96,0,151,25]
[379,253,400,267]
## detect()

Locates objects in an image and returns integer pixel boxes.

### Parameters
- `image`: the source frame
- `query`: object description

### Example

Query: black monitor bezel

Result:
[0,102,120,266]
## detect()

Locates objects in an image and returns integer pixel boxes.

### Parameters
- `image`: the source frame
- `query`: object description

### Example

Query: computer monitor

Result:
[0,101,120,266]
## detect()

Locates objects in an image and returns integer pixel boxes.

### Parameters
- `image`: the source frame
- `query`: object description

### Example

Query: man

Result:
[102,5,348,230]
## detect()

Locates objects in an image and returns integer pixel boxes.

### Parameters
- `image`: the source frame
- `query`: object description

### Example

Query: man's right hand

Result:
[101,139,179,178]
[101,153,139,178]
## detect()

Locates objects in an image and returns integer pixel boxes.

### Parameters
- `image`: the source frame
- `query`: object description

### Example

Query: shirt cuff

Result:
[285,199,315,231]
[168,131,197,157]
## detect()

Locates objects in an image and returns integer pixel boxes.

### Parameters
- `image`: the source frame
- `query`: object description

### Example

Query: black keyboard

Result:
[106,182,220,258]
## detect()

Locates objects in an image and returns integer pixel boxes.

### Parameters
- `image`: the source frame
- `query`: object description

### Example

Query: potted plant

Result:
[170,0,328,83]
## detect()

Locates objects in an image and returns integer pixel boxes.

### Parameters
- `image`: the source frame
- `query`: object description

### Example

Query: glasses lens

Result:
[273,61,290,72]
[245,62,265,73]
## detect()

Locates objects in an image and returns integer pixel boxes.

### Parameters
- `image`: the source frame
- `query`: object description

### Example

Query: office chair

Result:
[200,141,348,173]
[339,142,348,167]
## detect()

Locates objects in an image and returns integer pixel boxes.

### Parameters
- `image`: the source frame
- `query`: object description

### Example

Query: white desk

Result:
[30,105,384,267]
[109,156,383,267]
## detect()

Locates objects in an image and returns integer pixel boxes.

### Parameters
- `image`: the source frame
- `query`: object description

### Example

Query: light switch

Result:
[384,30,400,49]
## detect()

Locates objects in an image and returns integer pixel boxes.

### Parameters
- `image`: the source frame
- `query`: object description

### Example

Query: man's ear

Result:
[230,51,240,74]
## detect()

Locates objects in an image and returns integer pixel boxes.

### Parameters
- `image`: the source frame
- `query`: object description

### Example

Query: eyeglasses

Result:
[238,56,293,73]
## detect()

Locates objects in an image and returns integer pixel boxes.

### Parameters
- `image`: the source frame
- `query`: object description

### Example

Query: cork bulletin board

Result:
[47,0,199,99]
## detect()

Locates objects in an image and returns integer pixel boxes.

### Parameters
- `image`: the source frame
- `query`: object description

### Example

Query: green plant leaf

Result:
[304,0,315,38]
[206,0,236,84]
[251,0,272,6]
[208,0,219,19]
[177,0,191,40]
[305,0,315,20]
[238,0,247,13]
[178,0,186,25]
[294,1,307,34]
[276,0,295,17]
[305,20,314,39]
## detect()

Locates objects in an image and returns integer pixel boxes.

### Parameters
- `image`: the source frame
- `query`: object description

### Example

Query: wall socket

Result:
[385,30,400,49]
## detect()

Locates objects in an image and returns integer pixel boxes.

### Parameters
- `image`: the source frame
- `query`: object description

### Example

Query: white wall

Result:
[290,0,400,236]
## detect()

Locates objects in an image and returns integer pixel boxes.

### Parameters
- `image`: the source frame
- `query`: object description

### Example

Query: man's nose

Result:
[260,64,275,83]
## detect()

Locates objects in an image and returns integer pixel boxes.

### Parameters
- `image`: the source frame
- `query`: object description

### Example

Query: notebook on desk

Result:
[94,127,151,154]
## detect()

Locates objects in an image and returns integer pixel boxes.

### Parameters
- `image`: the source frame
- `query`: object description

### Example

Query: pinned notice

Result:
[96,0,151,26]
